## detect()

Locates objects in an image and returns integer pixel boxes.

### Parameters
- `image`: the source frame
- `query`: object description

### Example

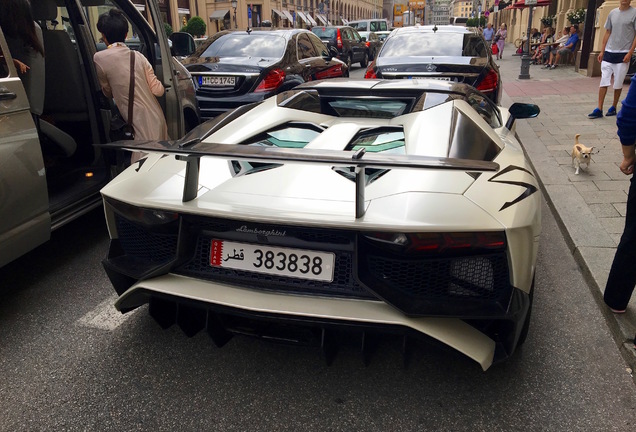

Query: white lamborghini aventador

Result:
[99,79,541,371]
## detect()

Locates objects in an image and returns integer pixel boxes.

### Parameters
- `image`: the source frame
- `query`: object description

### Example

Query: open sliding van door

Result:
[0,30,50,267]
[144,0,185,139]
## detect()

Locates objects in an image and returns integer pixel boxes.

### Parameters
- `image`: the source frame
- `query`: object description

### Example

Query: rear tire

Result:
[360,51,369,68]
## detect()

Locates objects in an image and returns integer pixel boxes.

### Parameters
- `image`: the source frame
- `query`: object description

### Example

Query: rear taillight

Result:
[254,68,286,93]
[337,29,343,49]
[364,231,506,254]
[476,69,499,94]
[365,41,370,47]
[364,64,376,79]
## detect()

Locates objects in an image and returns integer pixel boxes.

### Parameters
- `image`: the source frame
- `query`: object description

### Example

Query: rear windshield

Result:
[381,32,487,58]
[200,34,286,58]
[311,28,336,39]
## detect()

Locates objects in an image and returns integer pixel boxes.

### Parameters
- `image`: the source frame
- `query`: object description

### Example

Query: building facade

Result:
[194,0,384,35]
[430,0,451,25]
[449,0,473,18]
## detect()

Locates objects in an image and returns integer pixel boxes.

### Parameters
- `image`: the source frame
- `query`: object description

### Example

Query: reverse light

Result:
[476,69,499,94]
[337,28,343,49]
[254,68,286,93]
[105,197,179,228]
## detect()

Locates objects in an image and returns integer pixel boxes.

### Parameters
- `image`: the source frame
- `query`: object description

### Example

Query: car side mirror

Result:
[169,32,196,58]
[360,36,367,42]
[323,46,339,60]
[506,103,540,129]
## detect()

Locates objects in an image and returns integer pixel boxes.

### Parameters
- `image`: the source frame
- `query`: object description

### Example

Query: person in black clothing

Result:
[604,73,636,313]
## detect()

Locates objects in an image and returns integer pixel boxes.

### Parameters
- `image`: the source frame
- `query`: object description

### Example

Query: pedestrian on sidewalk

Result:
[604,73,636,314]
[494,23,507,60]
[588,0,636,119]
[483,22,494,44]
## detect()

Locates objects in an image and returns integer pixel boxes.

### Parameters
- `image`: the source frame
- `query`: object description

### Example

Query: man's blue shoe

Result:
[606,106,617,116]
[588,108,603,119]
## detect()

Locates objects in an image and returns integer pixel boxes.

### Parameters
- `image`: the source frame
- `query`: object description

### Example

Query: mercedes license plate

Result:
[410,76,451,81]
[210,240,335,282]
[201,76,236,86]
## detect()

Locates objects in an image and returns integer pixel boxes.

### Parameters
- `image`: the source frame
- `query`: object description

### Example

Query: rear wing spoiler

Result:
[99,139,499,219]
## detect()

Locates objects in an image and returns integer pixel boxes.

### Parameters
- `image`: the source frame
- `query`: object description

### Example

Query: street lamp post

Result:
[518,2,536,80]
[231,0,238,29]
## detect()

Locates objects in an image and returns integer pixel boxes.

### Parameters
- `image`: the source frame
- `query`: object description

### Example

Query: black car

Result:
[358,31,382,60]
[364,25,502,104]
[311,26,369,68]
[183,29,347,120]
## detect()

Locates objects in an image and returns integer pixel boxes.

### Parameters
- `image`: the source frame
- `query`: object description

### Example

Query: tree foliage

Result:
[184,16,206,37]
[163,22,173,37]
[466,17,486,27]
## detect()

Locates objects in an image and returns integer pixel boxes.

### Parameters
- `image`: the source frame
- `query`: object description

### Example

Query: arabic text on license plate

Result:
[210,240,335,282]
[201,76,236,86]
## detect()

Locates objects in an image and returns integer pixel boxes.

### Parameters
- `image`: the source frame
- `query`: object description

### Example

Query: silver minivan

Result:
[0,0,199,268]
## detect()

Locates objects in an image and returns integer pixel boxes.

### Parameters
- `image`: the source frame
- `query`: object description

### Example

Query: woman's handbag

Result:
[109,52,136,141]
[491,42,499,55]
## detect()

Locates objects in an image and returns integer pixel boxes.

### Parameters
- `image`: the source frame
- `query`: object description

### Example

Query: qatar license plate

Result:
[210,240,335,282]
[201,76,235,86]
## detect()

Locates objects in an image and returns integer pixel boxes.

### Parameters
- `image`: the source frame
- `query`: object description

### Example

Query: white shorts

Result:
[600,60,629,89]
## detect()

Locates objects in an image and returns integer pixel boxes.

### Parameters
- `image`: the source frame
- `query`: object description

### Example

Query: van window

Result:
[450,17,468,27]
[0,45,9,78]
[350,21,388,33]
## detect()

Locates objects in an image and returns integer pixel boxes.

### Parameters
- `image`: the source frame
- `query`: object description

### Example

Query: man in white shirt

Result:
[588,0,636,118]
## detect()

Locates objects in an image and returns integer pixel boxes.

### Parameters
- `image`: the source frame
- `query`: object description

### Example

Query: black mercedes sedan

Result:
[183,29,348,120]
[364,25,502,104]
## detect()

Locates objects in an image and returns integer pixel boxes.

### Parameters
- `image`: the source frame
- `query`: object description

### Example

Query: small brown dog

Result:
[572,134,594,175]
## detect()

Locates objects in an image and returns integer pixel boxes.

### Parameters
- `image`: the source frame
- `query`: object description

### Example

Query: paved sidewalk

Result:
[496,45,636,369]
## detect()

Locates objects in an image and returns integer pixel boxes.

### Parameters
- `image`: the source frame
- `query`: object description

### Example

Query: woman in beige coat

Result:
[93,9,168,162]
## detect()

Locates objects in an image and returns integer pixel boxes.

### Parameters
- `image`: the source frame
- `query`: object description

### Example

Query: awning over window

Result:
[316,14,328,25]
[133,4,145,11]
[210,10,229,20]
[282,10,294,22]
[306,14,318,26]
[178,8,190,15]
[272,8,286,19]
[296,11,310,25]
[511,0,551,8]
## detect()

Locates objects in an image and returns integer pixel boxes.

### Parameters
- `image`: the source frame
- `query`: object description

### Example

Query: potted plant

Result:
[540,15,555,28]
[567,8,586,25]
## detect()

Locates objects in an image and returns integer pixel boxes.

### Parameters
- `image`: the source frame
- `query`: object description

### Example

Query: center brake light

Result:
[337,28,343,49]
[254,68,286,93]
[476,69,499,94]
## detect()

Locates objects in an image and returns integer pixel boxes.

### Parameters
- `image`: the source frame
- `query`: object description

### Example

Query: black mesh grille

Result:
[366,253,509,301]
[115,216,178,264]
